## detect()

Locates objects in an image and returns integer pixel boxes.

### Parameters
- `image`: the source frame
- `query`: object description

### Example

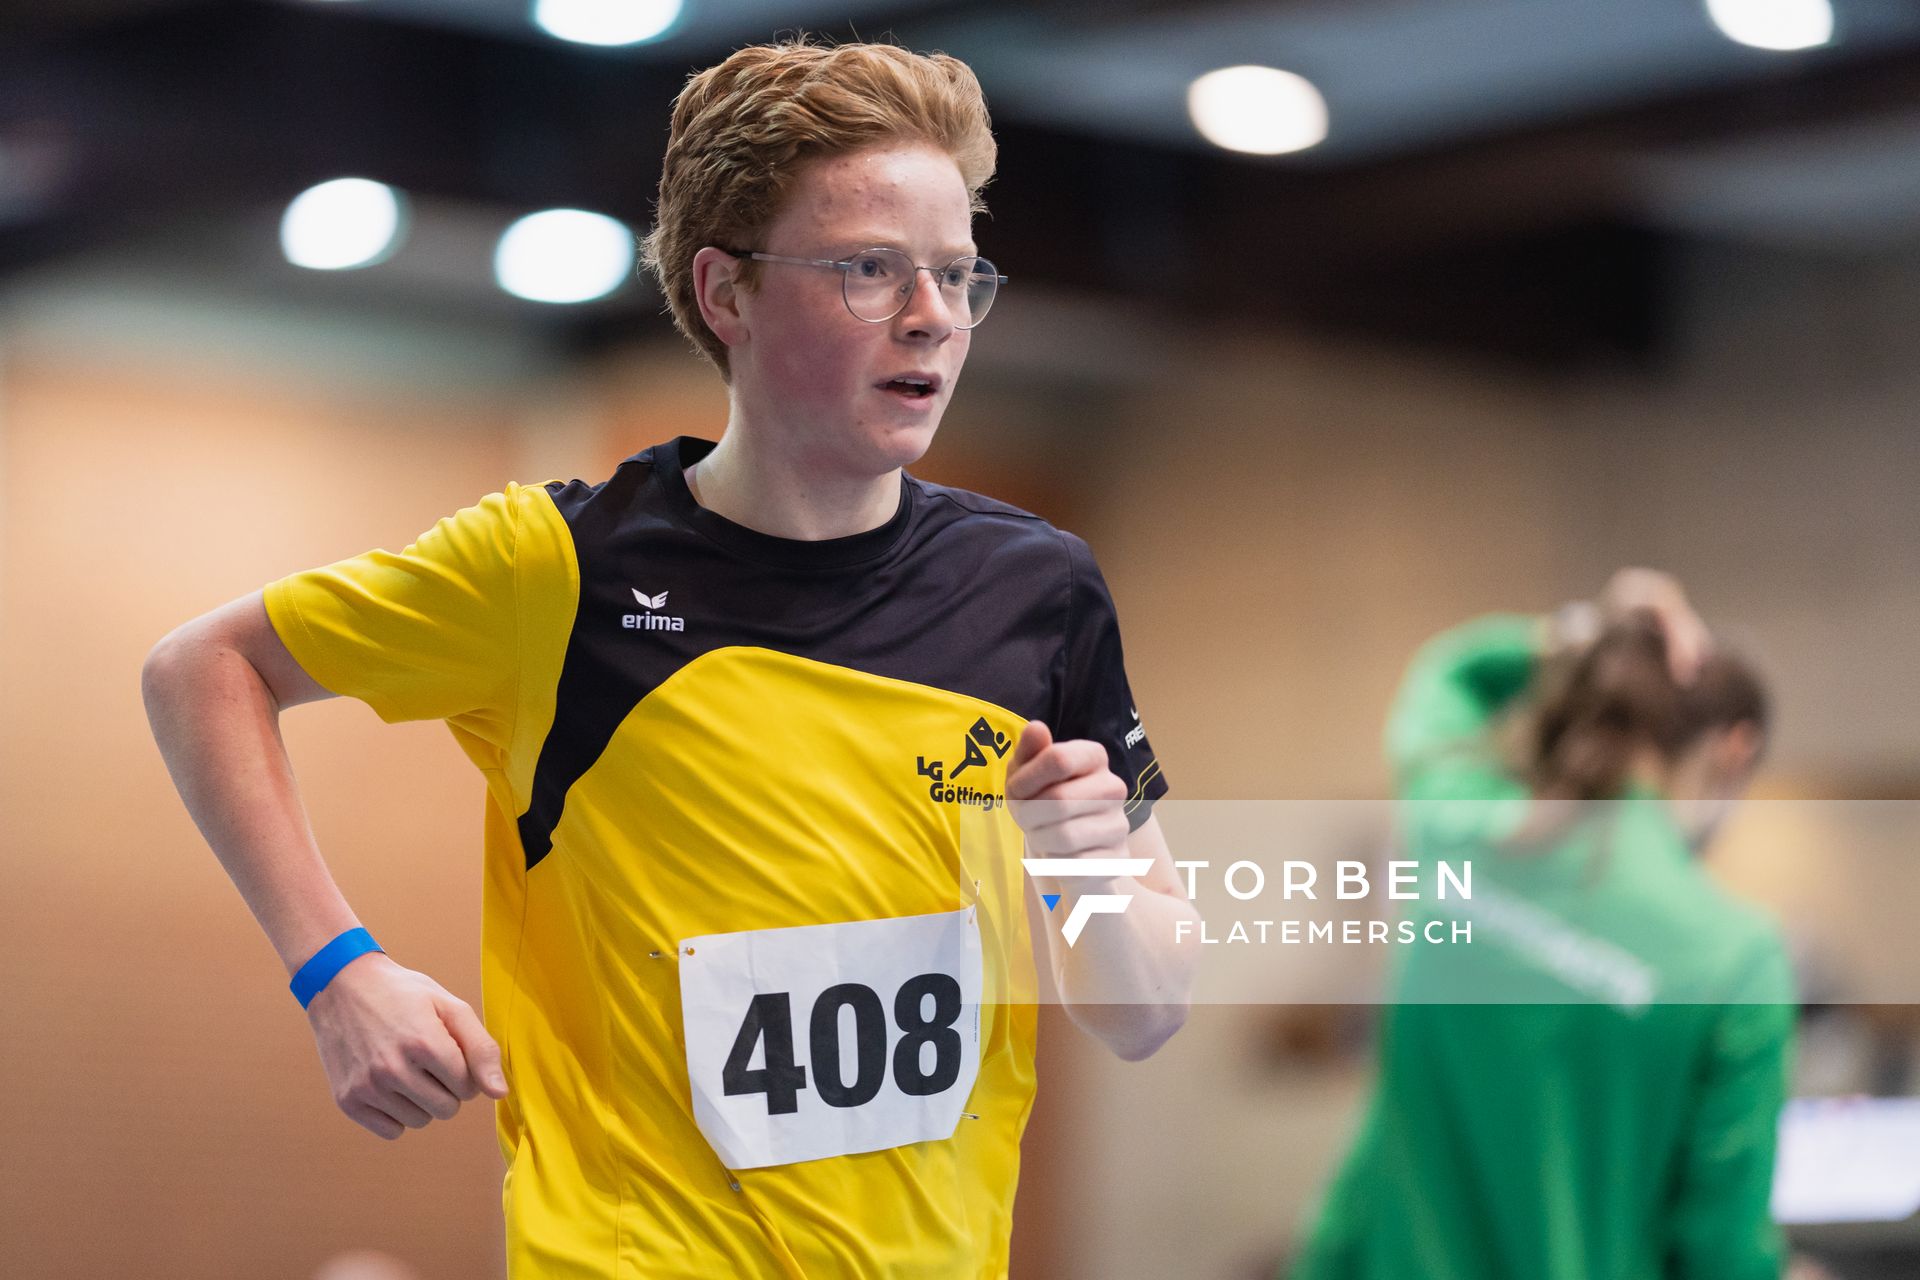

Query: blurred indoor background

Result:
[3,0,1919,1275]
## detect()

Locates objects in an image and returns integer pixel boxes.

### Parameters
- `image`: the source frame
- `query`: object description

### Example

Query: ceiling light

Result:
[494,209,635,304]
[280,178,405,271]
[1187,65,1328,157]
[532,0,682,47]
[1705,0,1834,52]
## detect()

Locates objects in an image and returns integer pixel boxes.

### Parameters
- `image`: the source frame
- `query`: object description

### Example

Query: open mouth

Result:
[878,377,938,400]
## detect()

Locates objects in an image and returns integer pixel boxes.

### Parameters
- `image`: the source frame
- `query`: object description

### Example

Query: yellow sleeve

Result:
[263,484,536,754]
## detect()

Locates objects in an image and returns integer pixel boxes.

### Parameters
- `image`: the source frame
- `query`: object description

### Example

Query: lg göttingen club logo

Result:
[916,716,1148,948]
[915,716,1011,812]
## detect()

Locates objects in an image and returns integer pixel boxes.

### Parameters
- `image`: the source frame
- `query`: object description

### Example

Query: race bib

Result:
[678,906,984,1170]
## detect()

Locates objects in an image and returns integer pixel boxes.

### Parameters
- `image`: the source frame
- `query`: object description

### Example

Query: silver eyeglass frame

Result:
[718,246,1008,329]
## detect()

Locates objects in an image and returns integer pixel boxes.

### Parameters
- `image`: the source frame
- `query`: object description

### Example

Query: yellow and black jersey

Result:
[264,435,1167,1278]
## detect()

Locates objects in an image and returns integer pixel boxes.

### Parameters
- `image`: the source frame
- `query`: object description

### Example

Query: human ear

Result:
[692,247,747,350]
[1713,721,1764,788]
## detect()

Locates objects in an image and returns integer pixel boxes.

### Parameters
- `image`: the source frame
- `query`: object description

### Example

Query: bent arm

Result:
[141,589,360,976]
[145,577,511,1142]
[1385,613,1545,786]
[1039,813,1200,1061]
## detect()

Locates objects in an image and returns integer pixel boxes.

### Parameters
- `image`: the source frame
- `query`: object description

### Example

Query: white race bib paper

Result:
[678,906,984,1170]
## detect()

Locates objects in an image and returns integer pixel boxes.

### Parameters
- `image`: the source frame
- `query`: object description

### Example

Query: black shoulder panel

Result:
[515,441,1076,870]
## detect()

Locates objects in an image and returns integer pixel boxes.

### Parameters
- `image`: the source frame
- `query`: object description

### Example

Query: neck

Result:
[1624,749,1668,797]
[685,422,901,541]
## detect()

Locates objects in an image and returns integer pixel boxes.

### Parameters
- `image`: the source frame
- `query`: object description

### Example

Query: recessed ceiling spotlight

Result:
[533,0,682,47]
[280,177,406,271]
[494,209,635,304]
[1705,0,1834,52]
[1187,65,1328,157]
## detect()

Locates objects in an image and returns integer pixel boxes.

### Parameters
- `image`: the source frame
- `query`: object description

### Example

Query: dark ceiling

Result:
[7,0,1920,372]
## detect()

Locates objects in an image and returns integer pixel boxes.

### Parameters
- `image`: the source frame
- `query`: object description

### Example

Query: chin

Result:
[866,417,942,471]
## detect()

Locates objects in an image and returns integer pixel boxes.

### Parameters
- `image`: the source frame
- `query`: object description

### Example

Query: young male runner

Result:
[143,38,1198,1278]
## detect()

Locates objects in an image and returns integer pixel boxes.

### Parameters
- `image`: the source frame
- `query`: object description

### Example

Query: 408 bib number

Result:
[678,907,983,1169]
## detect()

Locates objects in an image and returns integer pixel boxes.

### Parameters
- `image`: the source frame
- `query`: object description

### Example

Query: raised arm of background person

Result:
[1385,569,1712,811]
[1384,612,1546,792]
[142,590,507,1140]
[1666,933,1797,1280]
[1382,611,1547,861]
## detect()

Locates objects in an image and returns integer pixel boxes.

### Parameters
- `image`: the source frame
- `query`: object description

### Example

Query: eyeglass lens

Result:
[843,248,999,328]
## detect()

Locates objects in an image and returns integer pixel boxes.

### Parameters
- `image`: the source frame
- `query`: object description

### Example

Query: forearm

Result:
[1384,613,1547,773]
[142,632,359,976]
[1038,874,1200,1060]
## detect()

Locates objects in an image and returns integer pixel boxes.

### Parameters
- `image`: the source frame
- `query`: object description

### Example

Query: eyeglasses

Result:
[720,246,1007,329]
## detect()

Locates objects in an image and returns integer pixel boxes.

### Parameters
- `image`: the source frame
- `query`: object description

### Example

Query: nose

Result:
[894,266,957,341]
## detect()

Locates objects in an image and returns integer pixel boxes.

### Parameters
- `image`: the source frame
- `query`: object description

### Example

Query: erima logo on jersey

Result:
[623,587,685,632]
[915,716,1010,811]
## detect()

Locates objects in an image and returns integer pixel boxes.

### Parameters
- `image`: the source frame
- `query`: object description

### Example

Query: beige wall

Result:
[0,350,541,1277]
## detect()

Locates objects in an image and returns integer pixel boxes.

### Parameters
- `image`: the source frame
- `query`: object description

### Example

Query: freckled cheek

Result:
[765,328,857,405]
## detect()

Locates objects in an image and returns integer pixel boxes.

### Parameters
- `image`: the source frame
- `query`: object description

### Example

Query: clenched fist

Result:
[1005,720,1131,859]
[306,952,508,1140]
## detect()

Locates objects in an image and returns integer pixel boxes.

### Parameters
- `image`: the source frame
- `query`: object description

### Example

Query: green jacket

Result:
[1289,615,1796,1280]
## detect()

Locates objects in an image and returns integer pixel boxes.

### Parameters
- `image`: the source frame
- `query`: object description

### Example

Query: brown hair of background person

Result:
[641,38,997,379]
[1529,609,1770,803]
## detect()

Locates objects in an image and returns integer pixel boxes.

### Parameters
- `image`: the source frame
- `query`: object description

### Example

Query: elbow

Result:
[141,623,209,719]
[1131,998,1192,1061]
[1102,997,1191,1063]
[141,635,182,711]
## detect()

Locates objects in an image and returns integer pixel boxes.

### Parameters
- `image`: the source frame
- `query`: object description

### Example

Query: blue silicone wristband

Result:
[291,927,384,1009]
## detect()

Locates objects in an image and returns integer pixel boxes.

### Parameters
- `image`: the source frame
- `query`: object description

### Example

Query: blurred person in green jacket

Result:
[1289,568,1796,1280]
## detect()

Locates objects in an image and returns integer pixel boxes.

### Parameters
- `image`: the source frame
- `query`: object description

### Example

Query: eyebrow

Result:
[831,238,979,259]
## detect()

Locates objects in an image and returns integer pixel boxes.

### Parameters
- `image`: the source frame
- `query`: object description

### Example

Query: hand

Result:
[305,951,508,1140]
[1598,567,1711,685]
[1005,721,1131,862]
[1786,1255,1839,1280]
